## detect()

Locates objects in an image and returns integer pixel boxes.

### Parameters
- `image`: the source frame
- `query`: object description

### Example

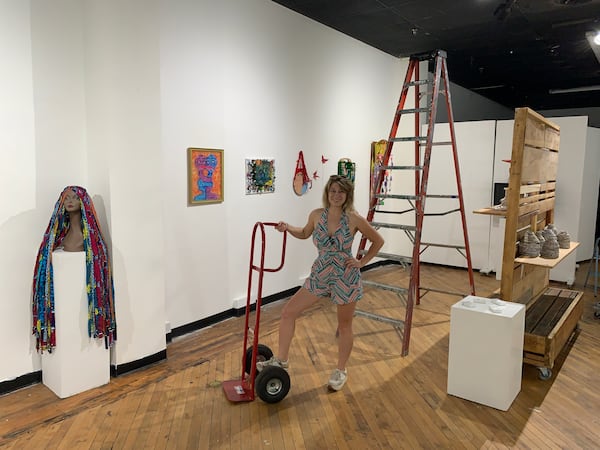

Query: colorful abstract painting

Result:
[246,158,275,195]
[188,148,224,205]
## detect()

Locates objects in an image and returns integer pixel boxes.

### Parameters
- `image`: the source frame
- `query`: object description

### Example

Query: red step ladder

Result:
[357,50,475,356]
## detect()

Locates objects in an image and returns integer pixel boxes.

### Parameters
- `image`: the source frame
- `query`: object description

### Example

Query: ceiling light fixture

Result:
[472,85,505,91]
[585,31,600,64]
[549,85,600,94]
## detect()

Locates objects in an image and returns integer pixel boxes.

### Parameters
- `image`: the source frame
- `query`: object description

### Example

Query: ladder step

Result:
[362,280,408,295]
[370,222,416,232]
[390,136,427,142]
[406,80,430,87]
[420,242,466,249]
[354,309,405,330]
[425,194,459,199]
[390,137,453,146]
[359,250,412,264]
[420,286,470,298]
[380,165,423,171]
[374,194,419,200]
[421,141,453,146]
[397,107,430,114]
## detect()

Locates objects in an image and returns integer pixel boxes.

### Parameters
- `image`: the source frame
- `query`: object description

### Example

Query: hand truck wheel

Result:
[244,344,273,375]
[255,366,290,403]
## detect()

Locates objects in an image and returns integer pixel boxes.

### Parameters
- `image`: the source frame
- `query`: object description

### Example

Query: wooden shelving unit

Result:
[476,107,583,380]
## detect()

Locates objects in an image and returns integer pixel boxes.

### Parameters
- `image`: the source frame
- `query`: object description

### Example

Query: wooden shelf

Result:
[475,108,583,376]
[514,241,579,268]
[473,207,507,217]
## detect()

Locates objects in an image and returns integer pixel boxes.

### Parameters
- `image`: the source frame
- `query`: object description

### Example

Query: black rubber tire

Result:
[255,366,291,403]
[244,344,273,374]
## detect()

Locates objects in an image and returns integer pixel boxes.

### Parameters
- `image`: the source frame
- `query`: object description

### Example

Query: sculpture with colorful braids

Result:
[32,186,116,352]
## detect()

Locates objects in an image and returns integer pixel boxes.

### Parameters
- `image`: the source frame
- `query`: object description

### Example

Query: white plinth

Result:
[41,250,110,398]
[447,295,525,411]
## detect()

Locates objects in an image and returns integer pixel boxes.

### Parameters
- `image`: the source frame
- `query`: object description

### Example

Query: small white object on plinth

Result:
[41,250,110,398]
[447,295,525,411]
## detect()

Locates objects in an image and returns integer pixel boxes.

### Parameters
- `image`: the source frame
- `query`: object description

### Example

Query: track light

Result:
[549,85,600,94]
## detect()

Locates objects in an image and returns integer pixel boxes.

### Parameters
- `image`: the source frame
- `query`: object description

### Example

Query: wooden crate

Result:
[523,288,583,369]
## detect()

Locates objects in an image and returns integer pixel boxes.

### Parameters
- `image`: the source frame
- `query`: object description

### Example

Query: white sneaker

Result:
[327,368,347,391]
[256,356,289,372]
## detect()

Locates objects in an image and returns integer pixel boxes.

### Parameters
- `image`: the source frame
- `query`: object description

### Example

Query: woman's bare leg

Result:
[277,287,321,360]
[335,301,357,370]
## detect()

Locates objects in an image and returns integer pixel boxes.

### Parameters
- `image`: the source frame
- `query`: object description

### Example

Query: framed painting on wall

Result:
[245,158,275,195]
[187,148,224,205]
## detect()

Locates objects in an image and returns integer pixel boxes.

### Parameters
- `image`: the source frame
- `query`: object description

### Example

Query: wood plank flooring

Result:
[1,262,600,449]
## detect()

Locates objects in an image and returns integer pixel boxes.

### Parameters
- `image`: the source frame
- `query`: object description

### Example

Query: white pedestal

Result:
[41,250,110,398]
[447,295,525,411]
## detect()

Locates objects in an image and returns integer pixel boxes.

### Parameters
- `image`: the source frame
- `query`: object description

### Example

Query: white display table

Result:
[41,250,110,398]
[447,295,525,411]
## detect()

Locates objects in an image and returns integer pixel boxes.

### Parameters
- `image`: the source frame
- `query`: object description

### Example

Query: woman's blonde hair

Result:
[323,175,355,212]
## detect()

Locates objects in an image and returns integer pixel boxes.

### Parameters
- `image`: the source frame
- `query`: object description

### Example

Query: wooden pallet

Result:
[474,108,583,379]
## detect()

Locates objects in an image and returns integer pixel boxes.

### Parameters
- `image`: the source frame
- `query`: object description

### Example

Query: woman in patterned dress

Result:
[257,175,384,391]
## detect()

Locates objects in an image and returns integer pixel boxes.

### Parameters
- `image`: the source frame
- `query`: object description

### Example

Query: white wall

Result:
[1,0,166,384]
[1,0,405,385]
[83,0,166,367]
[580,127,600,257]
[160,0,406,329]
[420,121,496,270]
[0,0,39,383]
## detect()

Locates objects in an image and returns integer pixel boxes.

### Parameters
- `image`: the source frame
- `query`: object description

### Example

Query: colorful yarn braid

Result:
[32,186,116,352]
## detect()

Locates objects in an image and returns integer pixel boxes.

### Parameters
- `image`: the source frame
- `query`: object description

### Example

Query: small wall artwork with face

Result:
[187,148,224,205]
[293,150,312,196]
[245,158,275,195]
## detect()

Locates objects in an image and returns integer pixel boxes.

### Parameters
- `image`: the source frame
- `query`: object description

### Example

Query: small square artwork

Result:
[245,159,275,195]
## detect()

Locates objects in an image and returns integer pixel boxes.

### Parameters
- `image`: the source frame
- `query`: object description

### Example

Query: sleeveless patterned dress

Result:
[303,208,363,304]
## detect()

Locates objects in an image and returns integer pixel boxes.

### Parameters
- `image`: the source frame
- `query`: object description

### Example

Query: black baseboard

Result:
[1,259,398,396]
[166,286,302,343]
[166,259,396,342]
[110,349,167,377]
[0,370,42,396]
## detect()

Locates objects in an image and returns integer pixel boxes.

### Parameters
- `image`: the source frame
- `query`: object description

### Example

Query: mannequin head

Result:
[63,188,81,214]
[32,185,116,352]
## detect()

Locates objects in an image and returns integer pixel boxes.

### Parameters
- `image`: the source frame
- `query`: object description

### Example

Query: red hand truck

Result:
[222,222,290,403]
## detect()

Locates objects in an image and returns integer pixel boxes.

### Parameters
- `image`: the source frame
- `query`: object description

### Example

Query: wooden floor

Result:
[2,262,600,449]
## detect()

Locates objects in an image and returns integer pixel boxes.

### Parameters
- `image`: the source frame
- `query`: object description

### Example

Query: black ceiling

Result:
[273,0,600,112]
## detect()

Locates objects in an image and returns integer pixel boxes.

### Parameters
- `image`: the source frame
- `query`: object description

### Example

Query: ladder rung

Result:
[406,80,430,86]
[424,208,461,217]
[420,242,466,249]
[380,165,423,171]
[374,194,419,200]
[362,280,408,295]
[370,222,416,232]
[397,107,430,114]
[373,208,415,215]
